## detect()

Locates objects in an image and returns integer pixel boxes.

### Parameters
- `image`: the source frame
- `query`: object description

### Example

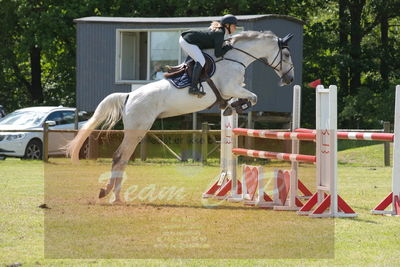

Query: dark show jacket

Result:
[181,27,232,58]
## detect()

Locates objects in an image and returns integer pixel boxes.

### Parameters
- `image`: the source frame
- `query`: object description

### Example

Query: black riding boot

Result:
[189,62,205,97]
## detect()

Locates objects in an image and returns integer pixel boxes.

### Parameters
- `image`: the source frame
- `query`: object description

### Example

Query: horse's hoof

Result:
[99,188,106,198]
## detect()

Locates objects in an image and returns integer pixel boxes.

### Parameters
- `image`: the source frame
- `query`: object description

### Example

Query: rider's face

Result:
[229,24,237,34]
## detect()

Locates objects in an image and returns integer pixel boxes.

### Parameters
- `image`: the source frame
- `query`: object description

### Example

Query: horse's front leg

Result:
[225,85,258,106]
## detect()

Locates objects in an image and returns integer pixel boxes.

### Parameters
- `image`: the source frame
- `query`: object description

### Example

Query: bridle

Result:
[207,33,295,111]
[219,35,294,79]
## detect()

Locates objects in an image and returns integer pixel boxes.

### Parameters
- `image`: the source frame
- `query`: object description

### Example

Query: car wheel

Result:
[23,139,43,160]
[79,139,89,159]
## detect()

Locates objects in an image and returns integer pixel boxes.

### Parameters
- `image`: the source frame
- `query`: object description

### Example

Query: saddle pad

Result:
[167,52,216,89]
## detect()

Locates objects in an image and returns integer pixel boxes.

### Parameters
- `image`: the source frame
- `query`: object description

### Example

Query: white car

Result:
[0,106,88,160]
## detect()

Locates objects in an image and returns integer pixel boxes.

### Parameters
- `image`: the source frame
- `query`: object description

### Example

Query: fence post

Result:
[181,133,189,161]
[192,112,198,161]
[43,123,49,162]
[201,122,209,164]
[88,133,98,160]
[384,121,390,166]
[74,108,79,130]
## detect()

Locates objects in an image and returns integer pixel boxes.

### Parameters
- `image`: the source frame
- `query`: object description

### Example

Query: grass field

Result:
[1,143,400,266]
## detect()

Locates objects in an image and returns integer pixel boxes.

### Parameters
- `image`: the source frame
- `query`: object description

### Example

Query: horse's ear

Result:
[281,33,294,45]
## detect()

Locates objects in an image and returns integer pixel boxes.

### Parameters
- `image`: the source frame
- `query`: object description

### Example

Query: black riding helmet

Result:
[221,14,238,26]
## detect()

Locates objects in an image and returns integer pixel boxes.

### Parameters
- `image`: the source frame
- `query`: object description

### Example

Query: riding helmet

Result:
[221,14,238,25]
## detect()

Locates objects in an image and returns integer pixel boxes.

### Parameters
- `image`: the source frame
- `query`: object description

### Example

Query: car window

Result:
[47,111,76,125]
[47,111,62,125]
[78,111,89,122]
[61,111,75,124]
[46,111,64,125]
[0,111,45,127]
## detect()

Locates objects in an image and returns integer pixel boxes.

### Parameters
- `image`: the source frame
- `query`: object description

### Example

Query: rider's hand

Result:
[223,44,233,51]
[222,44,233,55]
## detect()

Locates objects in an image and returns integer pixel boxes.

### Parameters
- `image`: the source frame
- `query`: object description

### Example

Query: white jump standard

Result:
[202,111,242,200]
[371,85,400,216]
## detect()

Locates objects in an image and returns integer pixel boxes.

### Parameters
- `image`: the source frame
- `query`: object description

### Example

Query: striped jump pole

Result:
[372,85,400,216]
[233,128,316,141]
[233,127,394,144]
[295,128,394,142]
[232,148,316,164]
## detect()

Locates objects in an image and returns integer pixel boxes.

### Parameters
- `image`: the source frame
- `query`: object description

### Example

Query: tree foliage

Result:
[0,0,399,128]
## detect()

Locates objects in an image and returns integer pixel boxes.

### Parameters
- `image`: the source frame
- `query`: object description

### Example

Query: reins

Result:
[231,47,271,68]
[215,57,246,68]
[217,40,294,79]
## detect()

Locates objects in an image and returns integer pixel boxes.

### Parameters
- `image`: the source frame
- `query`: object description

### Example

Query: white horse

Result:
[66,31,295,203]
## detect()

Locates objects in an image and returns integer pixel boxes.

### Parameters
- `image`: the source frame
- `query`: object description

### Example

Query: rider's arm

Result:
[213,30,232,58]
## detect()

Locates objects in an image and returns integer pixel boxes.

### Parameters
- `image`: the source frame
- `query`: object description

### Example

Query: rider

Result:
[179,14,238,96]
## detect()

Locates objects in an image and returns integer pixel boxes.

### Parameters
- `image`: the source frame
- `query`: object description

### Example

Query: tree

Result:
[339,0,350,95]
[1,0,399,129]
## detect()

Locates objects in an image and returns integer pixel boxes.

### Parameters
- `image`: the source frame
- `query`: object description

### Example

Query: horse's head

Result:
[264,33,294,86]
[230,31,295,86]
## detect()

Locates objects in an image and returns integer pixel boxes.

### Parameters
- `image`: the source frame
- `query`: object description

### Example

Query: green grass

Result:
[1,144,400,266]
[338,142,393,167]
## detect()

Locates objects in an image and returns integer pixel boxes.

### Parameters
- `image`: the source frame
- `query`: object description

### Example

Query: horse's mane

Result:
[230,31,277,44]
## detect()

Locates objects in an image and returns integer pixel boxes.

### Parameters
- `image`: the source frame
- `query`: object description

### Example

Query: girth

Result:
[205,78,229,110]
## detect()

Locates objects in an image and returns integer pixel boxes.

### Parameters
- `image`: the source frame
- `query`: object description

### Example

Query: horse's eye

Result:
[283,51,290,58]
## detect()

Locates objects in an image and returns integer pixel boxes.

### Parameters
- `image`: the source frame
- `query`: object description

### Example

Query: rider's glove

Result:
[221,44,233,55]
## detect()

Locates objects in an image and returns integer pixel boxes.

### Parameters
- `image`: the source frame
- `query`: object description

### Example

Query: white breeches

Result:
[179,36,206,67]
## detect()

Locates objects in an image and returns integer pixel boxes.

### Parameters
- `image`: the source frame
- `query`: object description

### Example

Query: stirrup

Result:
[188,86,198,95]
[189,84,206,97]
[197,84,206,98]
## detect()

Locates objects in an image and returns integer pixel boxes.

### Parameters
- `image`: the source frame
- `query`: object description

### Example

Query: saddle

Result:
[164,52,252,114]
[164,52,216,88]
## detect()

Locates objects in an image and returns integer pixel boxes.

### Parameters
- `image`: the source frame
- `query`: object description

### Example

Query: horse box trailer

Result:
[74,15,303,122]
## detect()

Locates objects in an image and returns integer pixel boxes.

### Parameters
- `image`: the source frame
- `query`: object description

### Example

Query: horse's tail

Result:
[66,92,129,163]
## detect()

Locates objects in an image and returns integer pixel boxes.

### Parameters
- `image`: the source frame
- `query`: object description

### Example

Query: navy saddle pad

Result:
[166,52,216,89]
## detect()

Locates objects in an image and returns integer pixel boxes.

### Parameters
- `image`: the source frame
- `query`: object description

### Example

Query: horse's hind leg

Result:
[99,128,148,203]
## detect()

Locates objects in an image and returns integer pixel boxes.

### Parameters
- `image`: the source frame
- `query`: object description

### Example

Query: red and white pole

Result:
[233,128,316,141]
[232,148,316,164]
